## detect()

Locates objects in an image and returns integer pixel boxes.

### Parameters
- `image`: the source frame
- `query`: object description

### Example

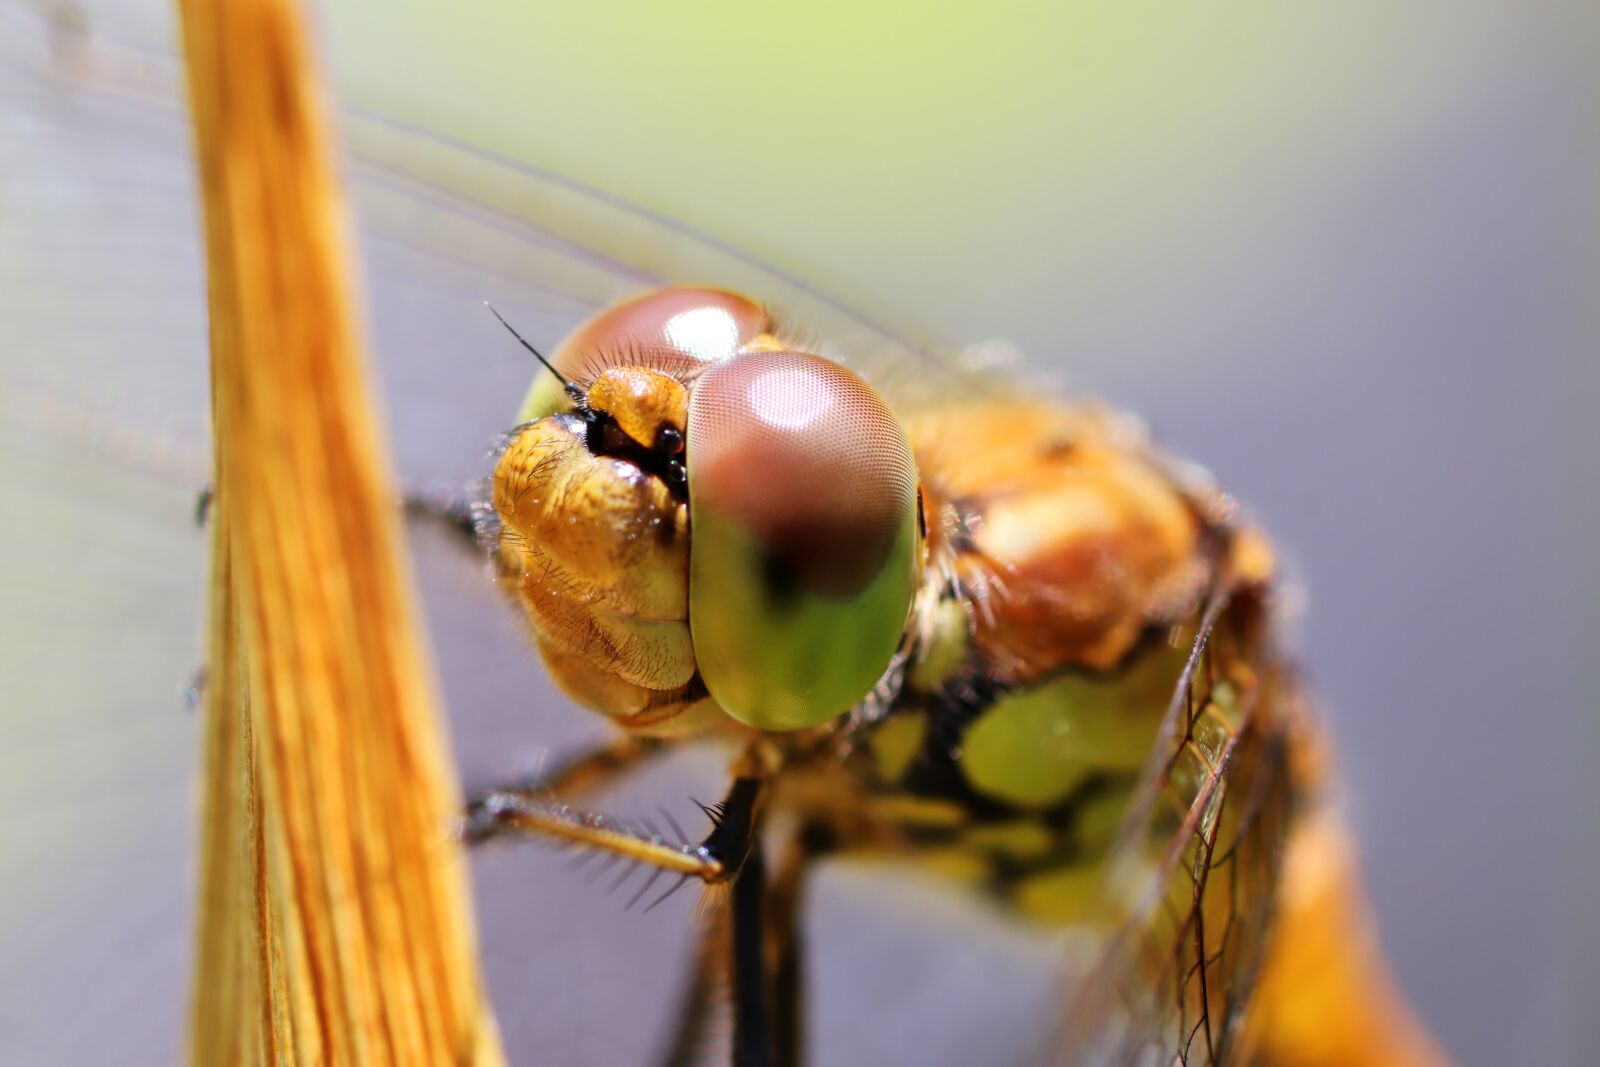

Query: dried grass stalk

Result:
[177,0,505,1062]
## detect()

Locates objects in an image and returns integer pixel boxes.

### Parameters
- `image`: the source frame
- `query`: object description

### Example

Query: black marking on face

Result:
[581,408,691,503]
[654,424,684,455]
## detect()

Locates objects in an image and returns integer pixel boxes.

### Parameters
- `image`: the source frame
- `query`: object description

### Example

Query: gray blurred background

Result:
[0,1,1594,1064]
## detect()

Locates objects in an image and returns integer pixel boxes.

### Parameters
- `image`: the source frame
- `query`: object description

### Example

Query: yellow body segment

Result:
[1246,813,1454,1067]
[958,639,1188,808]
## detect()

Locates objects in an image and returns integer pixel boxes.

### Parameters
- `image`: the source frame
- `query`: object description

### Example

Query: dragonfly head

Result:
[500,286,923,732]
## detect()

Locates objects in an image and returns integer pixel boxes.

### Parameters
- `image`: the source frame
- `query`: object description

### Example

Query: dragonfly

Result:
[448,285,1303,1067]
[2,10,1444,1066]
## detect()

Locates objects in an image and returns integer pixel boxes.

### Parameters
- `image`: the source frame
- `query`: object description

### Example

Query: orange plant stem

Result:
[176,0,505,1062]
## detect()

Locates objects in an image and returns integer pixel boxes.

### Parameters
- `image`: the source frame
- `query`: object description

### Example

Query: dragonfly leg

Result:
[461,784,725,878]
[187,485,490,710]
[766,825,829,1067]
[730,833,772,1067]
[472,764,773,1061]
[684,775,777,1067]
[655,907,729,1067]
[193,483,214,528]
[645,775,770,1066]
[460,735,700,860]
[195,481,488,551]
[467,733,664,806]
[401,487,488,550]
[464,754,764,883]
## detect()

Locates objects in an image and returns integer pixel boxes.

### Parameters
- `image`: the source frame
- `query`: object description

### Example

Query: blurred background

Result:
[1,1,1593,1064]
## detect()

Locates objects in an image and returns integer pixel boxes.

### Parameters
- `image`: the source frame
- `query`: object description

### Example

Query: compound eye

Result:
[686,350,921,730]
[516,287,772,422]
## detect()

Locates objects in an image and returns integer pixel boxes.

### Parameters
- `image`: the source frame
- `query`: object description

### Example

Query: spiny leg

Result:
[470,761,773,1061]
[461,735,688,859]
[650,775,769,1066]
[464,761,765,881]
[675,776,772,1067]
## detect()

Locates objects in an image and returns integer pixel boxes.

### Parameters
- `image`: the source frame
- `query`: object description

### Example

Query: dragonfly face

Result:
[493,286,923,733]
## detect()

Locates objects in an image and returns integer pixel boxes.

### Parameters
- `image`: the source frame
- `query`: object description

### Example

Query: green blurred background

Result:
[1,1,1594,1064]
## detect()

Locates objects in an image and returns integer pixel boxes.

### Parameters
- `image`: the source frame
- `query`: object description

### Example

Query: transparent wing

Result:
[1,0,990,453]
[1052,570,1298,1067]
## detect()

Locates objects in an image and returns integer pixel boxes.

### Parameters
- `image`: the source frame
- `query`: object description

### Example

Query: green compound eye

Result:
[686,349,922,731]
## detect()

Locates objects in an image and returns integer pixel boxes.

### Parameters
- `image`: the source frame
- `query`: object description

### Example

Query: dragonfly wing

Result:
[1055,574,1299,1067]
[2,3,958,474]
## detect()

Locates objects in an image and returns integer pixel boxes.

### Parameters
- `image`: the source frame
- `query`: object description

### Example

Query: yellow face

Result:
[491,287,924,734]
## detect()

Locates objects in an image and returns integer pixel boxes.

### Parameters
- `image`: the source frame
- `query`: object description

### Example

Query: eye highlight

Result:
[686,349,921,730]
[515,286,772,423]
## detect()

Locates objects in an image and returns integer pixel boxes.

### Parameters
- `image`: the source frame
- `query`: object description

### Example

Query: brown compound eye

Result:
[516,286,772,422]
[685,350,922,731]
